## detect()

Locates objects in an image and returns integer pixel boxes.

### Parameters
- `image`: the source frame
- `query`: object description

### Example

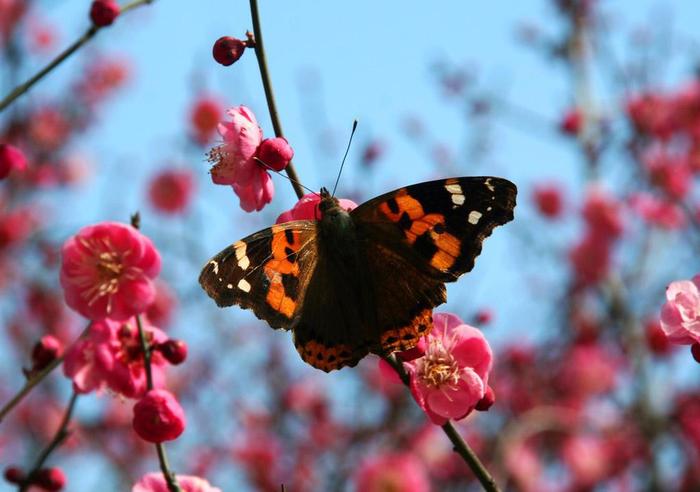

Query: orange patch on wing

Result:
[375,308,433,354]
[266,279,296,318]
[294,339,360,372]
[405,213,445,244]
[429,231,461,270]
[379,190,425,222]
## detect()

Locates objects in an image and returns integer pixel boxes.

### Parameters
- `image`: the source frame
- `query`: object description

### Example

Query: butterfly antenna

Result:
[332,119,358,197]
[255,158,319,197]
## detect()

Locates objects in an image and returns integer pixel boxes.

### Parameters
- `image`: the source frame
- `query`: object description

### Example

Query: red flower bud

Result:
[256,137,294,172]
[31,335,63,372]
[90,0,120,27]
[133,389,186,443]
[4,466,25,484]
[212,36,246,66]
[475,308,493,325]
[34,467,66,491]
[645,320,672,356]
[0,144,27,180]
[692,343,700,364]
[156,339,188,365]
[475,386,495,411]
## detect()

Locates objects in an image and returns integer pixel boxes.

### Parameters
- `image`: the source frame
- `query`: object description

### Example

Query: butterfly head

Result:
[317,187,343,218]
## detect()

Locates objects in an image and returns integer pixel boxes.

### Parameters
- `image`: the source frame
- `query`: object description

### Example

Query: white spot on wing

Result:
[209,260,219,275]
[237,279,251,292]
[468,211,483,225]
[485,178,495,192]
[445,183,463,194]
[451,194,465,206]
[235,241,250,270]
[226,283,233,289]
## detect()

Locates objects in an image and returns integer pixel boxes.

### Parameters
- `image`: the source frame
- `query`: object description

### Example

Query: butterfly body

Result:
[200,177,517,371]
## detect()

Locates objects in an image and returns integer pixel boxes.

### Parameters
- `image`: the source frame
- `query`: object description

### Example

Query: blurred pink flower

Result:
[148,168,195,215]
[276,193,358,223]
[190,95,223,145]
[532,183,564,219]
[559,107,581,135]
[569,232,611,286]
[60,222,161,321]
[133,473,221,492]
[145,280,177,328]
[562,434,610,488]
[208,105,276,212]
[0,144,27,179]
[404,312,492,425]
[133,389,186,443]
[582,186,624,240]
[63,317,167,398]
[629,193,685,230]
[643,147,692,199]
[660,276,700,344]
[354,452,430,492]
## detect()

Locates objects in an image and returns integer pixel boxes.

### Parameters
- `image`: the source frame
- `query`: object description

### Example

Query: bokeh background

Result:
[2,0,700,490]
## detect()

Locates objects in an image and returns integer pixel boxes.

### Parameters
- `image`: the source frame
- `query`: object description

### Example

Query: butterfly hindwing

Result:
[351,176,517,282]
[198,221,317,329]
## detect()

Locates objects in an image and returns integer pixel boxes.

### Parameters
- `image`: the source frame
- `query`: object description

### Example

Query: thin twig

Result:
[19,392,79,492]
[136,314,181,492]
[0,0,156,113]
[382,355,501,492]
[0,322,92,425]
[248,0,304,199]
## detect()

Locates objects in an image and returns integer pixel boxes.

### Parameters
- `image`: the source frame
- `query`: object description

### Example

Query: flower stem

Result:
[0,0,156,114]
[248,0,304,199]
[19,391,79,492]
[382,355,501,492]
[135,313,181,492]
[0,354,64,424]
[0,322,92,425]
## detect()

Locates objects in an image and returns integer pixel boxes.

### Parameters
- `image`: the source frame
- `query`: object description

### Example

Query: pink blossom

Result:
[207,106,276,212]
[133,389,186,443]
[148,169,195,215]
[354,452,431,492]
[256,137,293,171]
[0,144,27,179]
[63,317,167,398]
[643,147,692,199]
[660,276,700,344]
[60,222,161,321]
[404,312,492,425]
[133,473,221,492]
[275,193,358,223]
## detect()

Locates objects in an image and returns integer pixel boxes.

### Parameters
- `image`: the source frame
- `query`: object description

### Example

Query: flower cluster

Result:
[207,106,294,212]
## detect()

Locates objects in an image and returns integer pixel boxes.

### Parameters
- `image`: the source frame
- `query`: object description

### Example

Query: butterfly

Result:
[199,177,517,372]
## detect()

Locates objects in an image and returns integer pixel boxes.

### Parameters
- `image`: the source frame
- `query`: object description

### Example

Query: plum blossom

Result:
[276,193,358,224]
[63,317,167,398]
[133,473,221,492]
[189,95,223,145]
[404,312,493,425]
[660,276,700,344]
[207,105,276,212]
[60,222,161,321]
[133,389,186,443]
[354,452,430,492]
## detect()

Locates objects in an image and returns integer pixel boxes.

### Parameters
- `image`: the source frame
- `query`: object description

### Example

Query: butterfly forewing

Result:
[351,177,517,282]
[198,221,318,329]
